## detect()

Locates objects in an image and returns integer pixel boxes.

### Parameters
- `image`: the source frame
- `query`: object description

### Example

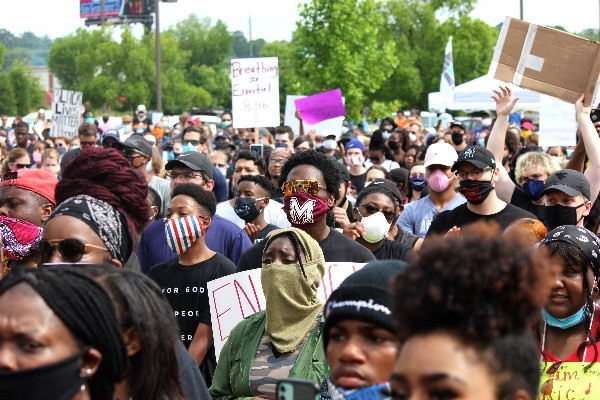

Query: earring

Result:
[593,286,599,295]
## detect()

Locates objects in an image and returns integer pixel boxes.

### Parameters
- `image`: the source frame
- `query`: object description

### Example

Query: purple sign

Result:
[294,89,346,125]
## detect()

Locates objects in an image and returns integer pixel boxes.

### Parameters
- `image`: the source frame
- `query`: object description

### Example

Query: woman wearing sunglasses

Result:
[40,147,151,267]
[210,228,328,400]
[0,148,30,174]
[537,225,600,398]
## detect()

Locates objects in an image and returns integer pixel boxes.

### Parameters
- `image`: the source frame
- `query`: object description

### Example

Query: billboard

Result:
[80,0,152,19]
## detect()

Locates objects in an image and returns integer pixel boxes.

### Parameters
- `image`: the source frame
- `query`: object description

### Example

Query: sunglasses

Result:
[120,148,145,158]
[282,180,326,196]
[80,141,96,148]
[540,361,563,396]
[357,203,396,223]
[40,238,109,263]
[182,140,200,146]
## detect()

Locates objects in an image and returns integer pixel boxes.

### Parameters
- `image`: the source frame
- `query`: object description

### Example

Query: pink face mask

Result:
[345,154,365,167]
[428,169,450,192]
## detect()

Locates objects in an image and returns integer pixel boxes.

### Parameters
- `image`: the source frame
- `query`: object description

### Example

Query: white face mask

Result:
[360,211,391,243]
[481,118,492,127]
[218,167,227,177]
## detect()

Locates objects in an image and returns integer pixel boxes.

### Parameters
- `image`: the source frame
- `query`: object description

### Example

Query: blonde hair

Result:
[42,148,60,163]
[1,148,29,174]
[515,151,561,183]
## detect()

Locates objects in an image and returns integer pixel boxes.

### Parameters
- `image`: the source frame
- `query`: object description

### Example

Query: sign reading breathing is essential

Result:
[51,89,83,138]
[231,57,280,129]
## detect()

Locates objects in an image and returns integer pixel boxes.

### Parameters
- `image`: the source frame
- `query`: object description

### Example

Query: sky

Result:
[3,0,599,42]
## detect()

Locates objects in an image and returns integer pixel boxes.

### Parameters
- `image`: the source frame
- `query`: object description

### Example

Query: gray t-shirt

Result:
[398,194,466,237]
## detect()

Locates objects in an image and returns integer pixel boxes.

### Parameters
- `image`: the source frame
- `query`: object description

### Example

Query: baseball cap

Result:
[322,139,337,151]
[122,115,133,123]
[345,139,366,152]
[449,122,466,131]
[165,151,214,179]
[424,142,458,168]
[0,169,58,205]
[215,141,236,151]
[101,129,120,143]
[136,104,147,113]
[369,178,403,203]
[215,131,231,140]
[452,146,496,172]
[118,135,153,158]
[521,122,535,131]
[542,169,590,199]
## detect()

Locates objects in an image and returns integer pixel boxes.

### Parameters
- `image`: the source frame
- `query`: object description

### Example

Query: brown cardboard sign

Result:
[489,17,600,106]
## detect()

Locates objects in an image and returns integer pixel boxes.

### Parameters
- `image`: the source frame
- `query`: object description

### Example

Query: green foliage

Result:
[0,29,53,68]
[5,61,44,115]
[260,40,298,109]
[231,31,266,58]
[0,72,17,115]
[292,0,398,120]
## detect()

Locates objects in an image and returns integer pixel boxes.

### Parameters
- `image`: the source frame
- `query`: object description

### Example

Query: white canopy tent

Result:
[429,75,542,111]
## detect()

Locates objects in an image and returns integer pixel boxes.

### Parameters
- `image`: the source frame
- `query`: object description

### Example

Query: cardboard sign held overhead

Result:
[489,17,600,106]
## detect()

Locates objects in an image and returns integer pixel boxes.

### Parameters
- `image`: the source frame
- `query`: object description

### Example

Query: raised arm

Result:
[576,94,600,203]
[487,86,520,202]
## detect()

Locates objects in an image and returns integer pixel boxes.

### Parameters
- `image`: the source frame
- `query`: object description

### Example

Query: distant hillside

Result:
[0,29,53,68]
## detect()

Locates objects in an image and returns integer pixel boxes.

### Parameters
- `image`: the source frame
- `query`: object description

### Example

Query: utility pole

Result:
[155,0,162,113]
[100,0,105,26]
[249,17,253,57]
[520,0,523,20]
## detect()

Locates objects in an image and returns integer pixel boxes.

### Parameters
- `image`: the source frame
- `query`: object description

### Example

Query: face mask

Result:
[145,161,153,173]
[382,131,391,140]
[428,169,450,192]
[153,127,164,138]
[326,377,391,400]
[32,151,42,164]
[183,143,198,152]
[545,203,586,230]
[360,211,391,243]
[551,156,562,165]
[234,197,262,223]
[477,138,486,147]
[84,117,94,123]
[0,348,86,400]
[71,145,80,151]
[56,146,67,155]
[122,124,132,133]
[345,154,365,167]
[566,148,574,159]
[165,215,205,255]
[451,131,464,146]
[388,141,399,150]
[217,167,227,178]
[481,118,492,128]
[458,178,494,205]
[523,179,545,201]
[363,181,372,188]
[408,132,417,142]
[167,151,180,161]
[409,177,427,191]
[283,189,330,228]
[542,307,585,329]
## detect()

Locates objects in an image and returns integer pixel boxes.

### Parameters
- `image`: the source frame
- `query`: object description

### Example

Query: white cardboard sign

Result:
[538,94,577,147]
[231,57,280,129]
[208,262,366,360]
[50,89,83,138]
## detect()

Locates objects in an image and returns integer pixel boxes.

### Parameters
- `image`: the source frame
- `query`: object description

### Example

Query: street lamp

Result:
[155,0,178,113]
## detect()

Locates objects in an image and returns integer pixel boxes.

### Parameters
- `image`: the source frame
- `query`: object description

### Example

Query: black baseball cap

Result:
[116,134,153,158]
[451,146,496,172]
[335,162,351,183]
[165,151,214,179]
[542,169,590,199]
[369,178,403,204]
[449,122,466,131]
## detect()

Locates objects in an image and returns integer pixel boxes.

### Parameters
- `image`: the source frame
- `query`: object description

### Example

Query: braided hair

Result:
[55,147,151,239]
[0,265,128,399]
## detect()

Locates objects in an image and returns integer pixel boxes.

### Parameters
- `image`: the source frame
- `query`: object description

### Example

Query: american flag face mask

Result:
[165,215,205,255]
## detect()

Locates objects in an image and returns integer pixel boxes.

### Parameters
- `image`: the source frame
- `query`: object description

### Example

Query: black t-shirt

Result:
[394,228,420,248]
[148,253,235,386]
[132,116,152,133]
[427,202,537,236]
[350,172,367,193]
[254,223,279,244]
[372,239,413,261]
[236,228,375,272]
[510,185,545,223]
[585,196,600,231]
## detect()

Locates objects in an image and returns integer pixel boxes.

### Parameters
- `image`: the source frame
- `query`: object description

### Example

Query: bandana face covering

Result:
[165,215,205,255]
[0,349,86,400]
[283,189,330,228]
[0,216,42,276]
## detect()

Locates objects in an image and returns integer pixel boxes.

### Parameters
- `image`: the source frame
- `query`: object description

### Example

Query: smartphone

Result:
[250,144,264,157]
[276,378,320,400]
[590,108,600,123]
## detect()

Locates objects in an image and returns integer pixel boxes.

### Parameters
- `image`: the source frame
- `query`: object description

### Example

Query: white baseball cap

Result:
[136,104,147,113]
[424,142,458,168]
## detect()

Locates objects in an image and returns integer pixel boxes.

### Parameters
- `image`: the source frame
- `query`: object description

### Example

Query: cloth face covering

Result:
[165,215,205,255]
[0,216,42,276]
[409,177,427,191]
[458,178,493,205]
[283,189,330,228]
[346,154,365,168]
[261,228,325,353]
[523,179,545,201]
[234,197,262,223]
[545,203,586,231]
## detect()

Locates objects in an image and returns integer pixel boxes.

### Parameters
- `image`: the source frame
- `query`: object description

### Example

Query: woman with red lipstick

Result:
[322,260,403,399]
[538,225,600,398]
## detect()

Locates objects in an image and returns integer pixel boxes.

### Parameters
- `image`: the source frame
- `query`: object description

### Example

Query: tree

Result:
[260,40,299,109]
[7,60,43,115]
[291,0,398,120]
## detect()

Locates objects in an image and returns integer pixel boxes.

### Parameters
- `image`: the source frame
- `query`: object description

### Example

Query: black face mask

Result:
[451,131,464,146]
[458,179,494,205]
[0,349,87,400]
[388,141,399,150]
[545,203,586,230]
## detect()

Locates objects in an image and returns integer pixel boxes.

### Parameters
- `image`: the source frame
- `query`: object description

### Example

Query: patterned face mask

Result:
[165,215,205,255]
[0,216,42,276]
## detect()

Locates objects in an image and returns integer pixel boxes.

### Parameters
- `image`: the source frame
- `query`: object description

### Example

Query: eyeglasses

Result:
[282,180,326,196]
[540,361,563,396]
[165,171,205,181]
[269,158,286,166]
[455,167,492,180]
[358,203,396,223]
[40,238,109,263]
[182,140,200,146]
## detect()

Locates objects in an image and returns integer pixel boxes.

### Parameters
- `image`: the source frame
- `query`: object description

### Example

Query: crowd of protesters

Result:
[0,87,599,400]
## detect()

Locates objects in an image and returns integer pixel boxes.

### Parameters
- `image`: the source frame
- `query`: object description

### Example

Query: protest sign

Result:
[539,362,600,399]
[294,89,346,125]
[231,57,280,129]
[538,94,577,147]
[50,89,83,138]
[490,17,600,106]
[283,95,345,138]
[208,262,366,359]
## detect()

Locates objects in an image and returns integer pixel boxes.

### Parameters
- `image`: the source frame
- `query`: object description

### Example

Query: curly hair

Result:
[514,151,561,184]
[238,174,275,197]
[394,222,558,399]
[171,183,217,216]
[55,147,151,239]
[278,150,341,201]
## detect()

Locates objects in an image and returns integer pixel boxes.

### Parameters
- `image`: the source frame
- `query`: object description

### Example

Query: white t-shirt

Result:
[364,158,400,172]
[216,198,291,229]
